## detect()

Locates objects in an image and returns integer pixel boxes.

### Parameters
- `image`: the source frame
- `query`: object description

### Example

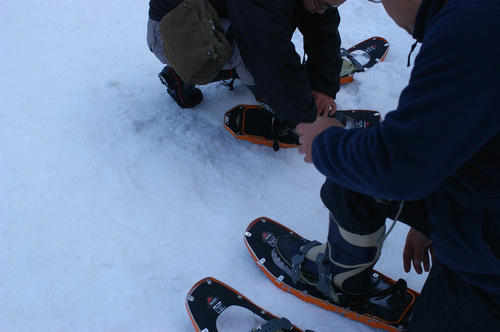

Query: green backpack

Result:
[159,0,233,85]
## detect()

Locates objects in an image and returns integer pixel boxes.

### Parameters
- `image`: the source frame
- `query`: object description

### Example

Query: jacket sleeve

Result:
[298,7,342,97]
[148,0,182,21]
[311,2,500,200]
[227,0,319,124]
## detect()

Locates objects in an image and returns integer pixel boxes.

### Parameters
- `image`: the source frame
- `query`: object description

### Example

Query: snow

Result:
[1,1,427,331]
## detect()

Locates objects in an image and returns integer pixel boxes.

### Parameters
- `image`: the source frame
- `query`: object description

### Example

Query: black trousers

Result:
[321,179,429,236]
[409,258,500,331]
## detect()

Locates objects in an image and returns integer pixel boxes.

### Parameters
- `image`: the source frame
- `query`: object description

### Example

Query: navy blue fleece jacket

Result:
[312,0,500,293]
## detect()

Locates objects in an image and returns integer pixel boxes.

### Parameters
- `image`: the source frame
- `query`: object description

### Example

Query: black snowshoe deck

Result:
[244,217,419,331]
[186,277,305,331]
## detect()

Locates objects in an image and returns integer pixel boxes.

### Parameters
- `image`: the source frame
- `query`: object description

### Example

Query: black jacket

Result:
[149,0,342,124]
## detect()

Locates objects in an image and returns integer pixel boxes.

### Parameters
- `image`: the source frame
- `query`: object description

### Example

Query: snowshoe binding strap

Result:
[289,241,336,300]
[251,317,293,331]
[314,252,334,299]
[370,278,407,299]
[271,117,299,152]
[220,77,236,91]
[341,48,365,72]
[290,240,322,284]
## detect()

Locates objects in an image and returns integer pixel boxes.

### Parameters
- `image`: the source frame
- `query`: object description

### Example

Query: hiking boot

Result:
[158,66,203,108]
[274,217,386,300]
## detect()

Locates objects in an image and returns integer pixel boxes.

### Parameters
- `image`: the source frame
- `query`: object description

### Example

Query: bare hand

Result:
[311,90,336,116]
[296,116,344,163]
[403,228,434,274]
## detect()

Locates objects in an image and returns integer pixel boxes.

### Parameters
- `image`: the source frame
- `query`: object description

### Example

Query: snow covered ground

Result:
[1,1,427,331]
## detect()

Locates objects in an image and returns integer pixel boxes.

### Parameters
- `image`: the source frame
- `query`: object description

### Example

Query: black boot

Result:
[327,215,385,296]
[274,216,385,300]
[158,66,203,108]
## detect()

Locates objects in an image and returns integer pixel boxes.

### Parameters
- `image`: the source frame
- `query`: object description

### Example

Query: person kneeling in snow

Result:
[279,0,500,330]
[146,0,346,127]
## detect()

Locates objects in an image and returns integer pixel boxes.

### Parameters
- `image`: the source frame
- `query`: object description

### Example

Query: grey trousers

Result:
[146,18,255,86]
